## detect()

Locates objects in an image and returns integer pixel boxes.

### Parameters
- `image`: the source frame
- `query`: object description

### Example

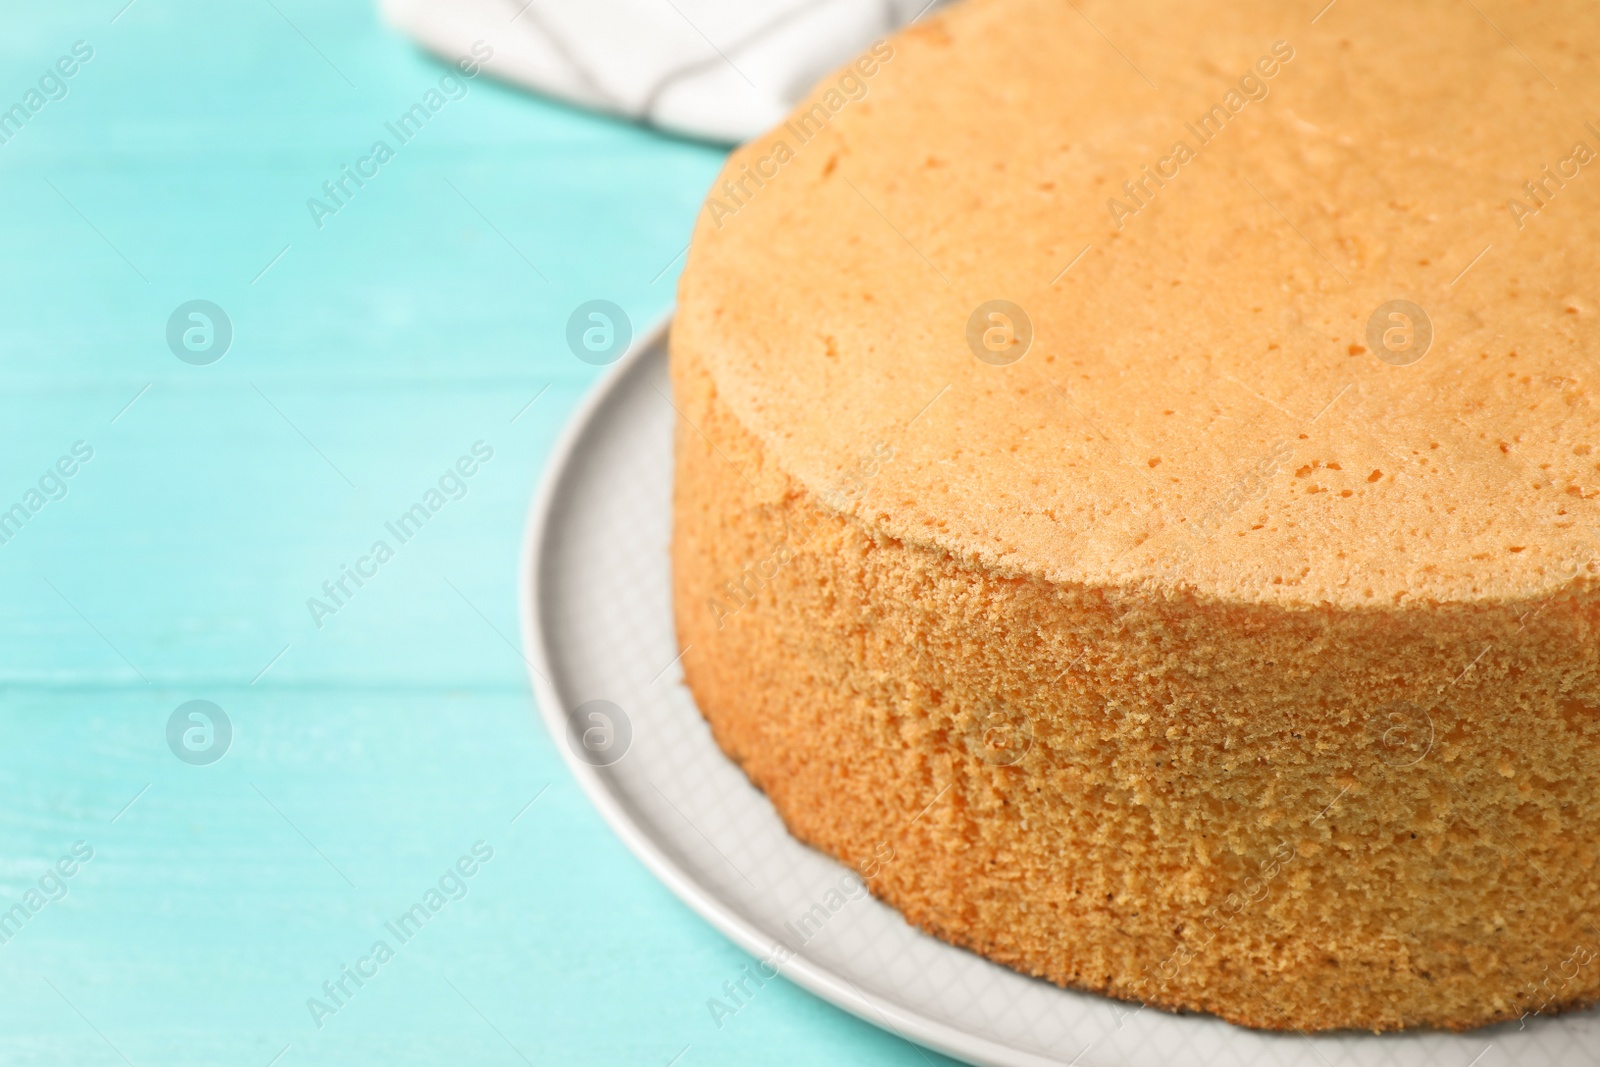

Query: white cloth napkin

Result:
[380,0,931,143]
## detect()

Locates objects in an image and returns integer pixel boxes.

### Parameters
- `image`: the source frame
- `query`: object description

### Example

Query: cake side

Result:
[671,330,1600,1032]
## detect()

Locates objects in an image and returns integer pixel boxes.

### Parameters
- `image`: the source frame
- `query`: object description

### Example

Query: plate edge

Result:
[515,313,1086,1067]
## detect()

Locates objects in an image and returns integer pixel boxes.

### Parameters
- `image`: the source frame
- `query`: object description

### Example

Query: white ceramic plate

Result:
[517,320,1600,1067]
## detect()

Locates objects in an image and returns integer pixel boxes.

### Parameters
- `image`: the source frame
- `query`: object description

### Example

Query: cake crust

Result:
[672,0,1600,1033]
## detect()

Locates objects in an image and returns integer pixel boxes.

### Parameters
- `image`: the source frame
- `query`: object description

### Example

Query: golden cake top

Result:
[675,0,1600,608]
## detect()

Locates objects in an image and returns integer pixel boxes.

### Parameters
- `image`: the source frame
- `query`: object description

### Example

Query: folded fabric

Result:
[380,0,932,143]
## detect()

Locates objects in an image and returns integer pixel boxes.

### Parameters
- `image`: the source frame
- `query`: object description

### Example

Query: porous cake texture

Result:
[670,0,1600,1032]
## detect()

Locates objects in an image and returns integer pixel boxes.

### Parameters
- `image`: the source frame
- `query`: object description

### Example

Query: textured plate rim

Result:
[515,314,1069,1067]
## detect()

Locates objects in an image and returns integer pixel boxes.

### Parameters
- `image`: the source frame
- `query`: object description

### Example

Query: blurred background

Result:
[0,1,946,1063]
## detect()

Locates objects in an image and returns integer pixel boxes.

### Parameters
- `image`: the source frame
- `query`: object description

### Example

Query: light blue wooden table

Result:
[0,3,954,1062]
